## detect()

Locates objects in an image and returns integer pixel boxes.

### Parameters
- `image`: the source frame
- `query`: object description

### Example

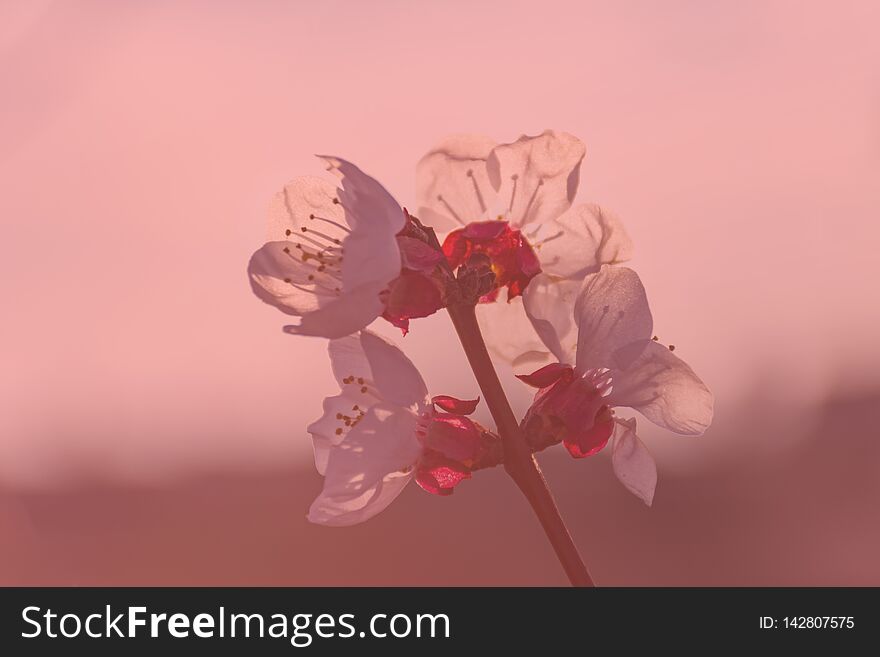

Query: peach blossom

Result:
[417,131,632,364]
[519,266,713,505]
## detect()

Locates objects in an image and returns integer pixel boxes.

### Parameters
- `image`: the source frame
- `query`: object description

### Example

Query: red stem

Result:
[446,304,594,587]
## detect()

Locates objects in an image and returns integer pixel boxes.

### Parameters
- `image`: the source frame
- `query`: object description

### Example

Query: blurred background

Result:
[1,0,878,585]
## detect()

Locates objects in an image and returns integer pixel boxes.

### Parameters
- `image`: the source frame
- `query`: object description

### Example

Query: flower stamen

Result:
[530,228,564,250]
[508,173,519,213]
[466,169,487,213]
[521,178,544,221]
[300,225,344,246]
[290,232,343,257]
[286,279,342,297]
[308,213,351,234]
[436,194,463,223]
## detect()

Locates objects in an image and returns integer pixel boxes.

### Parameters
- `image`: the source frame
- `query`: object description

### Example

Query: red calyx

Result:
[413,409,495,496]
[515,362,574,388]
[431,395,480,415]
[442,221,541,302]
[520,367,614,460]
[562,406,614,458]
[414,456,471,496]
[381,269,444,334]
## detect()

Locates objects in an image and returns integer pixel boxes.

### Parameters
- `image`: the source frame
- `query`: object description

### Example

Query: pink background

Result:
[2,0,878,584]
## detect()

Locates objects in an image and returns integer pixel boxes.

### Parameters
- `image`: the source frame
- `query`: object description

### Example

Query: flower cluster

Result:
[249,131,713,523]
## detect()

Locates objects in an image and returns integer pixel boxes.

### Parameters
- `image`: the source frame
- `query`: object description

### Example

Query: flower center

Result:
[278,188,349,297]
[441,221,541,301]
[522,367,614,458]
[330,374,375,436]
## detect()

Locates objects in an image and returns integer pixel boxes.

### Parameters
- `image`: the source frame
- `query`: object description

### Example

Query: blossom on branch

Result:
[308,330,495,526]
[379,211,451,334]
[248,158,448,339]
[518,266,714,505]
[417,131,632,364]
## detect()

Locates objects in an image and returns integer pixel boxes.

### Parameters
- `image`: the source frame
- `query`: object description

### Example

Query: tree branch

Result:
[446,303,594,587]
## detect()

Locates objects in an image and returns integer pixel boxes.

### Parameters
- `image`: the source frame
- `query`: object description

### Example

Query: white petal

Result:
[522,274,582,365]
[339,227,401,293]
[267,176,350,239]
[416,134,498,231]
[327,335,372,387]
[316,156,403,293]
[251,159,404,338]
[359,331,428,408]
[318,156,405,234]
[611,418,657,506]
[486,130,585,228]
[326,331,427,408]
[530,203,633,279]
[309,470,412,527]
[311,435,333,478]
[308,403,421,526]
[248,241,326,315]
[609,341,714,435]
[263,177,350,298]
[475,297,550,365]
[574,266,653,372]
[313,335,393,475]
[282,281,385,339]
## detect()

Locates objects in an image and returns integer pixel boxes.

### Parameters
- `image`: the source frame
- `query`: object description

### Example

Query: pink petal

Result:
[515,362,573,388]
[431,395,480,415]
[610,341,714,435]
[282,281,385,339]
[611,418,657,506]
[266,176,350,240]
[574,265,653,371]
[317,155,405,234]
[416,134,498,231]
[308,403,421,526]
[315,157,403,294]
[486,130,585,227]
[338,229,401,295]
[252,158,406,339]
[327,335,373,388]
[359,331,428,408]
[522,274,581,365]
[475,297,550,365]
[248,241,327,315]
[531,203,634,279]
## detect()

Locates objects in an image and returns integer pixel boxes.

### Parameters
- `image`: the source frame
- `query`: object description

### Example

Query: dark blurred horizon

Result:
[4,390,878,586]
